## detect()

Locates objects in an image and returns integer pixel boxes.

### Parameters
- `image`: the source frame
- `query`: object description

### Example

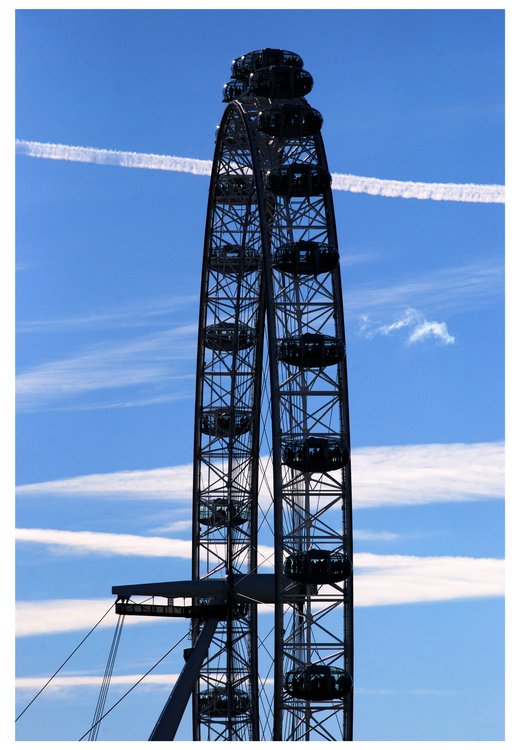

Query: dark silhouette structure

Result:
[113,48,353,741]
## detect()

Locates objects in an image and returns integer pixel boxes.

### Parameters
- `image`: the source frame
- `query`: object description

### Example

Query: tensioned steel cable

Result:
[78,624,194,741]
[86,613,125,741]
[15,600,116,722]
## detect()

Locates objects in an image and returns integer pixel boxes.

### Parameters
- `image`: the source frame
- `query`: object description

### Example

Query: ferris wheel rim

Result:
[191,78,353,741]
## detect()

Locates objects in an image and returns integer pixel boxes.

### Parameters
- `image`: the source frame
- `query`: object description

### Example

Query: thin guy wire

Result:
[78,624,194,741]
[15,601,115,722]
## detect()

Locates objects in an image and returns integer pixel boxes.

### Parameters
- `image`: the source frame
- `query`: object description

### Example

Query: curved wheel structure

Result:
[191,49,354,741]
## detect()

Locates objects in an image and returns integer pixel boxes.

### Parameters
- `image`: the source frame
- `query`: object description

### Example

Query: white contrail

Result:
[16,139,504,204]
[330,172,504,203]
[15,139,213,175]
[16,139,212,176]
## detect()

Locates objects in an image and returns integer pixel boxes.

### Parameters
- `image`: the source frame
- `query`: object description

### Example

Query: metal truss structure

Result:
[113,48,353,742]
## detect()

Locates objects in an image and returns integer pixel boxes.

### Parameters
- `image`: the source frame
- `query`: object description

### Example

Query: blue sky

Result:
[10,6,507,744]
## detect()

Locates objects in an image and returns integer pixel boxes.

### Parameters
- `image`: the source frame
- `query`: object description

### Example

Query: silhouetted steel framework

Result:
[113,48,353,742]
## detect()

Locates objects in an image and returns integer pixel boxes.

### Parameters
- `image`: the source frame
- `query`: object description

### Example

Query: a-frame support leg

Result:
[149,618,218,741]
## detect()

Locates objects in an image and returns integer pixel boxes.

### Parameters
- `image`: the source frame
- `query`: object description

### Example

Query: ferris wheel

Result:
[114,48,353,742]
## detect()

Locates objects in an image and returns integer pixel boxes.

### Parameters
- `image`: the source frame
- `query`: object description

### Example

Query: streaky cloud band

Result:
[15,441,505,508]
[15,550,504,637]
[16,140,505,204]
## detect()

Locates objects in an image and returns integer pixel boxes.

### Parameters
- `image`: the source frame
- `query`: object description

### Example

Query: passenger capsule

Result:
[284,665,352,701]
[208,243,261,275]
[222,79,248,102]
[249,65,313,99]
[199,498,250,527]
[258,102,323,138]
[201,408,252,438]
[198,687,250,717]
[282,436,349,473]
[215,175,256,205]
[232,48,303,80]
[278,332,345,368]
[265,164,331,198]
[272,240,339,275]
[204,323,256,352]
[284,549,352,584]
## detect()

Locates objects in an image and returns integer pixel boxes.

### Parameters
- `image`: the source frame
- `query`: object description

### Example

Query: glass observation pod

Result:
[278,332,345,368]
[199,498,250,527]
[198,687,251,717]
[284,549,352,585]
[215,175,256,205]
[265,164,331,198]
[249,65,313,100]
[204,322,256,352]
[208,243,261,275]
[284,665,353,702]
[282,436,349,473]
[232,48,303,80]
[222,79,248,103]
[201,408,252,438]
[272,240,339,276]
[258,102,323,138]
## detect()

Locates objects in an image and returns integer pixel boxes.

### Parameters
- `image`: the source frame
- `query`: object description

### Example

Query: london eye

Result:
[112,48,354,741]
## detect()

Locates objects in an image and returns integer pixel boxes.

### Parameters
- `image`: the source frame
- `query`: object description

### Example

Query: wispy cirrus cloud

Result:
[19,260,500,339]
[16,324,197,412]
[15,551,504,637]
[340,251,382,267]
[356,687,460,696]
[408,319,454,344]
[15,527,275,569]
[16,463,194,501]
[15,598,142,638]
[48,391,192,412]
[16,294,198,334]
[345,260,503,320]
[359,307,455,345]
[347,260,502,344]
[16,260,501,414]
[16,441,504,508]
[16,672,181,693]
[15,674,460,698]
[153,519,192,534]
[354,529,401,542]
[16,673,275,697]
[354,552,503,606]
[16,140,505,204]
[352,441,503,507]
[15,528,193,559]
